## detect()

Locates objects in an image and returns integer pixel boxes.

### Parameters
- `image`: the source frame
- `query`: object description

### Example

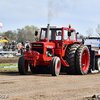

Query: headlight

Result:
[46,51,48,54]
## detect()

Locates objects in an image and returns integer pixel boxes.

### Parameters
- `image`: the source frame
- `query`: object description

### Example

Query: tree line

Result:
[0,24,100,41]
[0,25,40,43]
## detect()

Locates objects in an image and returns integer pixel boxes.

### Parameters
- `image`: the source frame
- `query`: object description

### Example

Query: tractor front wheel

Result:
[96,58,100,72]
[76,45,90,75]
[18,56,28,75]
[50,57,61,76]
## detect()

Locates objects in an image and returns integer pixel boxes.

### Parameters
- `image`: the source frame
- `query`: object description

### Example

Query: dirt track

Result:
[0,70,100,100]
[0,58,18,64]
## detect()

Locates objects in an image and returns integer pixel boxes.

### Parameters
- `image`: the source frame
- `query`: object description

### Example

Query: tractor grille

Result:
[32,48,43,54]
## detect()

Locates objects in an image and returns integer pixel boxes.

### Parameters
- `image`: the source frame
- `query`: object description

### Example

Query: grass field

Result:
[0,63,18,70]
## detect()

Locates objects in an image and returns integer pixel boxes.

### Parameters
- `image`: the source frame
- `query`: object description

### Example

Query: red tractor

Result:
[18,24,93,76]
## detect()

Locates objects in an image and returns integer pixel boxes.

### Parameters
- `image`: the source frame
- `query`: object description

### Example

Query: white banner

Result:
[78,39,100,47]
[0,23,2,28]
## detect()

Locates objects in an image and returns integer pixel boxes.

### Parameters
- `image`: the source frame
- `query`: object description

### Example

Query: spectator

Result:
[26,44,29,51]
[3,45,6,51]
[0,44,3,55]
[22,42,25,47]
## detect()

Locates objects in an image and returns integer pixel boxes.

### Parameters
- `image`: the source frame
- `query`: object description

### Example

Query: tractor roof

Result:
[41,25,75,31]
[41,26,63,29]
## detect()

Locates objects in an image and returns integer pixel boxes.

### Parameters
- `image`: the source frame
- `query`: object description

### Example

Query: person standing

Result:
[0,43,3,55]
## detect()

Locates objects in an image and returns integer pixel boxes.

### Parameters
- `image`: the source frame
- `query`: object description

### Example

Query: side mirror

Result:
[77,32,79,34]
[68,30,74,36]
[35,31,38,36]
[82,39,84,44]
[68,32,71,36]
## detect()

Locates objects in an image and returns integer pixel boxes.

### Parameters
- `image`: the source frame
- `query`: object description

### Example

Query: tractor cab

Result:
[39,25,78,43]
[39,27,62,41]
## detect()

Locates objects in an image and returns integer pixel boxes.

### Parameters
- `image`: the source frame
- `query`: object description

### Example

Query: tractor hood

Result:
[31,42,55,61]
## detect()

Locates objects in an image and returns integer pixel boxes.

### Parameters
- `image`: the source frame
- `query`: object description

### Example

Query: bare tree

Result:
[96,24,100,35]
[86,28,93,37]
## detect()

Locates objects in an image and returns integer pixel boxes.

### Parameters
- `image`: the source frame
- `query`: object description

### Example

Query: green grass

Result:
[0,63,30,70]
[0,63,18,70]
[0,63,17,67]
[0,67,18,70]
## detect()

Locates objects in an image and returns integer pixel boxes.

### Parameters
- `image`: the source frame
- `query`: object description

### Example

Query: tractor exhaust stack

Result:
[47,24,50,42]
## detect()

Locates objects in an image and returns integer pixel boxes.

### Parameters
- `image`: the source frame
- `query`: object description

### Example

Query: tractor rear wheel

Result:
[76,45,90,75]
[18,56,28,75]
[50,57,61,76]
[65,44,80,74]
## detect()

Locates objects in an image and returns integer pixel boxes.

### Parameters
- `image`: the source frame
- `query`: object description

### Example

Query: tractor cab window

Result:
[56,30,62,40]
[41,29,52,40]
[70,31,76,40]
[41,30,47,39]
[64,29,68,40]
[40,29,62,40]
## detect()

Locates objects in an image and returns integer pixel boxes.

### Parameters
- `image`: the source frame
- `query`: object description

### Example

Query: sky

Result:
[0,0,100,36]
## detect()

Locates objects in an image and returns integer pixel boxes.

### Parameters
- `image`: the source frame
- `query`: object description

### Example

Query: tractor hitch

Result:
[23,51,40,61]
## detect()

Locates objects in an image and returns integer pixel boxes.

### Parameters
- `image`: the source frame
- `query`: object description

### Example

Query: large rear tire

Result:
[18,56,28,75]
[51,57,61,76]
[65,44,80,74]
[76,45,90,75]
